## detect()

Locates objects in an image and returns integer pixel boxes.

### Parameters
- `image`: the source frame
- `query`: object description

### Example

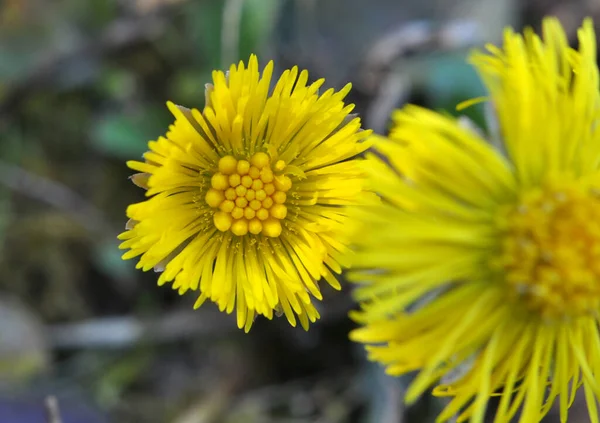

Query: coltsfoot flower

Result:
[350,18,600,423]
[119,55,372,332]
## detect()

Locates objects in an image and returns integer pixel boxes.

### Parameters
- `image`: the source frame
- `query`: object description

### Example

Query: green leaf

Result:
[423,52,487,130]
[91,106,170,160]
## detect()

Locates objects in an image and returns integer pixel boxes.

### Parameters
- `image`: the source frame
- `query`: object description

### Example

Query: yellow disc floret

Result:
[219,200,234,213]
[274,174,292,192]
[225,188,236,201]
[256,208,269,221]
[244,208,256,220]
[494,183,600,319]
[255,189,267,201]
[231,207,244,220]
[236,160,250,175]
[241,175,253,188]
[231,219,249,236]
[218,155,238,175]
[205,152,292,237]
[229,174,241,187]
[263,218,282,237]
[248,166,260,179]
[262,197,274,209]
[270,203,287,220]
[274,160,286,171]
[213,211,233,232]
[205,189,224,208]
[248,218,262,235]
[250,152,270,169]
[252,179,263,191]
[211,173,229,191]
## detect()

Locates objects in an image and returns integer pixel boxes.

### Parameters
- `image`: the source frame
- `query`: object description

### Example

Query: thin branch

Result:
[44,396,63,423]
[48,309,235,349]
[48,295,353,349]
[356,18,482,96]
[0,160,111,234]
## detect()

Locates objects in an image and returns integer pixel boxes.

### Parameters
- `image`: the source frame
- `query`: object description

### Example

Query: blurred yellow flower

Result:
[350,18,600,423]
[119,55,372,332]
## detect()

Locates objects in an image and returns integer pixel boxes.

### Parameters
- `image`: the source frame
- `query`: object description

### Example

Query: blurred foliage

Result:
[422,53,486,125]
[0,0,589,422]
[91,107,170,159]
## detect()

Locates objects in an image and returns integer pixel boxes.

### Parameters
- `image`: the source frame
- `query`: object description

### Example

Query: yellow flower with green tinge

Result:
[119,55,372,332]
[350,18,600,423]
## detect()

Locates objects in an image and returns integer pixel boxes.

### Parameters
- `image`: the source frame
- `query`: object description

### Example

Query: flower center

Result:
[495,184,600,319]
[205,152,292,237]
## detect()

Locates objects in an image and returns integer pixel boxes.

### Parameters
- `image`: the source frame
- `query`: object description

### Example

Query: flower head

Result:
[119,55,371,332]
[350,18,600,423]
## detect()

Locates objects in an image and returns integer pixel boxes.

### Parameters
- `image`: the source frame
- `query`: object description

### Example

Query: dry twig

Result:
[44,396,63,423]
[0,160,110,234]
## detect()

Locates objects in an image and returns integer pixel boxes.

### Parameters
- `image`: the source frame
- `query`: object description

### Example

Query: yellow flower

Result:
[118,55,372,332]
[349,18,600,423]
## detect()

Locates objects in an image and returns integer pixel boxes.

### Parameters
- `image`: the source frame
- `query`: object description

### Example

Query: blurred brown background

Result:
[0,0,598,422]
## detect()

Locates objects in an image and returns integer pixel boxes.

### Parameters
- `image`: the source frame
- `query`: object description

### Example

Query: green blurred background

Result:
[0,0,597,422]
